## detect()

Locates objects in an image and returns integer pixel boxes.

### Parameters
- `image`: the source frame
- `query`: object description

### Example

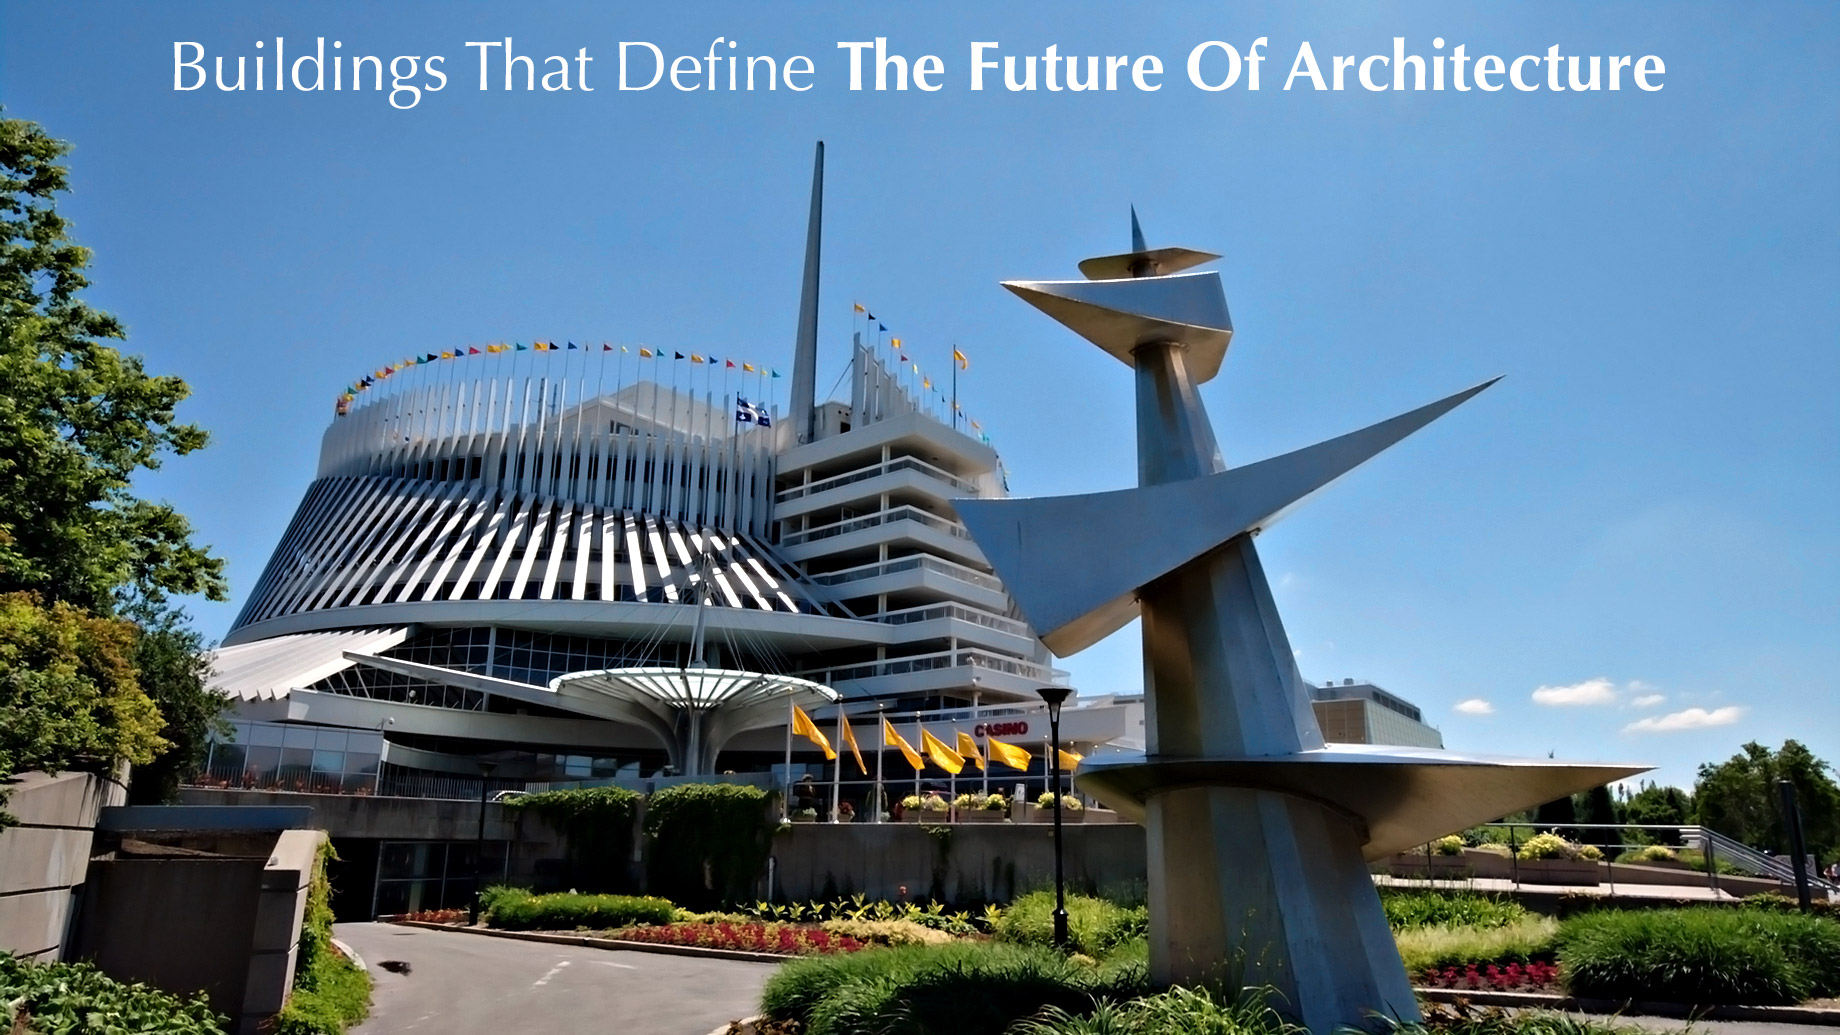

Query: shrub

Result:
[1435,834,1465,856]
[483,890,675,931]
[902,793,950,812]
[1011,984,1306,1035]
[1036,793,1084,811]
[1381,890,1529,931]
[0,953,225,1034]
[822,918,953,947]
[1614,845,1679,864]
[1516,833,1596,861]
[645,782,772,908]
[762,941,1151,1035]
[954,792,1010,811]
[1558,906,1840,1004]
[503,785,642,892]
[996,891,1146,956]
[274,841,370,1034]
[1394,917,1559,972]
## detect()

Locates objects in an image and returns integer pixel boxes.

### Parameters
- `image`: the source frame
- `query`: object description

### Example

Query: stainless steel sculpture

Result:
[957,212,1646,1032]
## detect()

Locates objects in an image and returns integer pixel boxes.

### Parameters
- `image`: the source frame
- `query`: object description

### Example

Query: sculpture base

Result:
[1146,784,1418,1033]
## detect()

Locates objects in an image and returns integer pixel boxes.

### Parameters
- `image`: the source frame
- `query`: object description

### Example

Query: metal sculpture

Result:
[956,211,1646,1031]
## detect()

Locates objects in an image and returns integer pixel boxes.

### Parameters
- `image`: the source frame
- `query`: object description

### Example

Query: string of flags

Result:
[851,302,993,447]
[784,711,1068,776]
[334,340,784,415]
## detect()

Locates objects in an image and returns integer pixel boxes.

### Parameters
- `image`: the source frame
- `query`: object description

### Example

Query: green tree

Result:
[1575,783,1620,848]
[1695,741,1840,864]
[0,112,226,612]
[0,592,167,823]
[123,602,227,805]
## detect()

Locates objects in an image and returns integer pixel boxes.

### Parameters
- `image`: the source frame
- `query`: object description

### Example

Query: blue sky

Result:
[3,3,1835,790]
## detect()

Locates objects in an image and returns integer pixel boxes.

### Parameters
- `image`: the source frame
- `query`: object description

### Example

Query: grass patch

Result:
[995,890,1148,957]
[1010,984,1306,1035]
[274,841,371,1035]
[480,886,675,931]
[1381,890,1530,931]
[1558,906,1840,1005]
[1395,916,1559,972]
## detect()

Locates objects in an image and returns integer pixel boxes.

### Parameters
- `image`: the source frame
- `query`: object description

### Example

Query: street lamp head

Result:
[1036,685,1072,719]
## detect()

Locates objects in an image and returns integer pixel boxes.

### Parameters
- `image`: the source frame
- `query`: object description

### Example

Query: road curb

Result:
[1415,987,1840,1025]
[391,920,790,965]
[331,937,367,975]
[706,1017,760,1035]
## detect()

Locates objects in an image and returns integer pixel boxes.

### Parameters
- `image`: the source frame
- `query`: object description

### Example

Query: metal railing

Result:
[780,506,974,548]
[798,648,1069,686]
[809,555,1003,592]
[876,602,1032,637]
[778,456,982,503]
[185,762,530,802]
[1388,821,1838,899]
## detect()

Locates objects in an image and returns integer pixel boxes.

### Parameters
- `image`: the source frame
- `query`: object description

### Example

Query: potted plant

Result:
[791,806,819,823]
[1031,792,1086,823]
[1388,834,1473,878]
[899,793,949,821]
[836,801,856,824]
[953,793,1009,823]
[1513,832,1603,884]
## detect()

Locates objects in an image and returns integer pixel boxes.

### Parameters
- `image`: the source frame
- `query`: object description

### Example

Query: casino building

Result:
[201,148,1435,799]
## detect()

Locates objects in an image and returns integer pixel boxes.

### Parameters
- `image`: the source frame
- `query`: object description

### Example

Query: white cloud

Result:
[1623,707,1744,734]
[1454,698,1495,716]
[1531,677,1619,707]
[1629,693,1667,708]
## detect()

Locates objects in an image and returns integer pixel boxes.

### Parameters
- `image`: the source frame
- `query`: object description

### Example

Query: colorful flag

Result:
[640,348,654,358]
[771,369,782,378]
[840,715,867,775]
[866,310,876,320]
[986,737,1032,771]
[567,341,579,350]
[516,344,528,351]
[891,338,901,348]
[878,323,886,332]
[1058,748,1083,771]
[743,363,756,373]
[735,398,757,424]
[883,719,923,771]
[791,705,836,761]
[726,360,736,369]
[853,303,866,313]
[921,729,965,775]
[468,347,480,355]
[922,377,932,390]
[603,343,613,351]
[675,352,686,360]
[953,348,969,370]
[956,732,986,771]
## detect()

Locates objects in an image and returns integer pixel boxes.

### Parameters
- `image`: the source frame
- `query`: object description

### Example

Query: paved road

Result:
[336,923,778,1035]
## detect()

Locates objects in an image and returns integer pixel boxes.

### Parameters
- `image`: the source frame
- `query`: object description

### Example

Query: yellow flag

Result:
[692,354,704,363]
[922,377,932,390]
[953,347,969,370]
[743,363,756,373]
[640,347,654,358]
[791,705,835,760]
[891,337,902,348]
[853,302,866,313]
[921,729,964,775]
[883,719,923,771]
[956,731,985,771]
[986,736,1032,771]
[840,714,867,775]
[1058,748,1083,771]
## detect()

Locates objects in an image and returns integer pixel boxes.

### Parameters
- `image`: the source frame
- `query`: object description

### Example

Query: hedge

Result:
[481,886,676,931]
[1559,906,1840,1005]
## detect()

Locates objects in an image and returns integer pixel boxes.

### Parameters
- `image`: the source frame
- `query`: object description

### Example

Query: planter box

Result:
[1386,853,1473,879]
[1514,858,1601,885]
[900,811,949,823]
[1461,847,1515,879]
[1025,807,1086,824]
[954,810,1008,823]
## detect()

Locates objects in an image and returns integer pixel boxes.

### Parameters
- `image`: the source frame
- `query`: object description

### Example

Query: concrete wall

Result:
[179,787,537,842]
[73,828,326,1035]
[768,822,1148,905]
[0,770,123,959]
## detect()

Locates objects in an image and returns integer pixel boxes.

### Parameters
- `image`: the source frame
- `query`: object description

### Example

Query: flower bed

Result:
[612,920,863,956]
[1419,960,1561,994]
[398,908,469,925]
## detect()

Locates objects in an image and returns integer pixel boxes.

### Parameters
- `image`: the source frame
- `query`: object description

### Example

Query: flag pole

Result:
[951,348,958,431]
[832,705,844,823]
[874,704,886,823]
[913,711,923,800]
[782,698,793,821]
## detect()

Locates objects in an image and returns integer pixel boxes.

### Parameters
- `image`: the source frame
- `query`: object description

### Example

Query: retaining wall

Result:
[0,770,124,960]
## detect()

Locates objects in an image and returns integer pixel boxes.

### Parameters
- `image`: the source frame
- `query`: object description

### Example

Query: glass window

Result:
[280,746,313,770]
[246,745,282,775]
[282,726,318,749]
[311,750,345,774]
[346,751,381,776]
[249,723,286,747]
[211,743,247,772]
[315,729,349,751]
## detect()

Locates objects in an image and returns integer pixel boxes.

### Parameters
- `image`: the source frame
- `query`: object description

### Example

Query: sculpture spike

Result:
[1130,205,1147,253]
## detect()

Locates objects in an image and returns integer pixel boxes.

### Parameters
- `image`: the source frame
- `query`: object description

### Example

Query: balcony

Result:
[778,455,982,504]
[796,647,1069,692]
[779,505,986,567]
[809,554,1011,612]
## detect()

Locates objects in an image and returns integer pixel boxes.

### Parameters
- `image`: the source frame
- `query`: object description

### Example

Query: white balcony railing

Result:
[808,555,1002,592]
[780,505,974,548]
[777,455,982,504]
[797,648,1068,686]
[877,603,1031,638]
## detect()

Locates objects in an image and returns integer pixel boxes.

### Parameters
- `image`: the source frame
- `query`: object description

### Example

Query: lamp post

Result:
[1036,685,1072,949]
[469,761,498,926]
